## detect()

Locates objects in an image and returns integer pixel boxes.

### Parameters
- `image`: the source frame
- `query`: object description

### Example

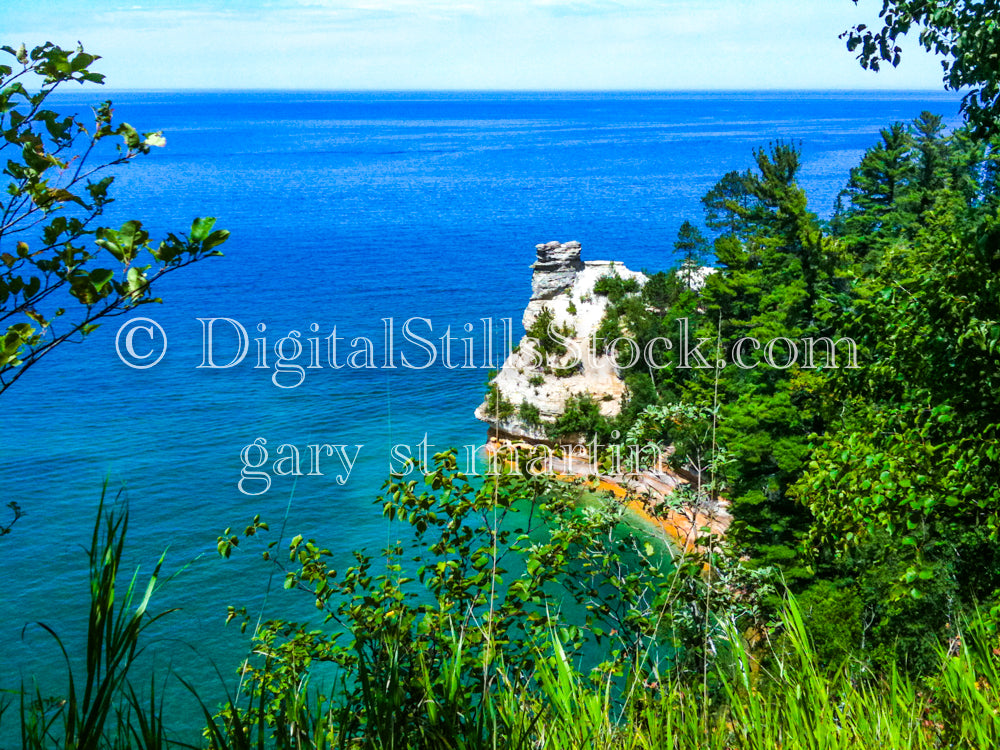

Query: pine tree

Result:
[836,122,915,259]
[910,111,952,217]
[701,169,753,236]
[654,143,841,586]
[673,220,709,289]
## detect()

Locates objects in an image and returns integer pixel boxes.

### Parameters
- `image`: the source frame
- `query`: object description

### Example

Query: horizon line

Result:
[50,87,960,95]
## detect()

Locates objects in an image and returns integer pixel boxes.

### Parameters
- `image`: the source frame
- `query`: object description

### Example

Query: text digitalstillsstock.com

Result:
[236,434,670,496]
[116,316,860,385]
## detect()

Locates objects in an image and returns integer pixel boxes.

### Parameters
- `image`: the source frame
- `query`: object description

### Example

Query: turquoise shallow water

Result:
[0,90,961,727]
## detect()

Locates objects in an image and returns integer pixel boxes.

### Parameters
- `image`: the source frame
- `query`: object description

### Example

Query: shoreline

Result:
[485,439,731,553]
[591,476,730,553]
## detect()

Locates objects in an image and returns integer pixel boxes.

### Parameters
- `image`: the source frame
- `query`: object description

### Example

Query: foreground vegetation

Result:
[6,478,1000,749]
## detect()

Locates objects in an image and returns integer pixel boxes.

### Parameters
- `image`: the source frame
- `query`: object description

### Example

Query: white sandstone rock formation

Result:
[475,240,647,443]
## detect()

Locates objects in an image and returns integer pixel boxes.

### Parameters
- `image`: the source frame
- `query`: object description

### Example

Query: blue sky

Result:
[5,0,948,90]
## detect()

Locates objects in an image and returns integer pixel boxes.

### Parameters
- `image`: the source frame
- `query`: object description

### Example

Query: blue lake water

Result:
[0,90,961,726]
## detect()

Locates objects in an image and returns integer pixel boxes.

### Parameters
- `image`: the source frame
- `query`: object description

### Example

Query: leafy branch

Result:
[0,42,229,394]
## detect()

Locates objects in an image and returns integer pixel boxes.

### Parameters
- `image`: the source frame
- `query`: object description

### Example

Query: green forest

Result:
[596,109,1000,675]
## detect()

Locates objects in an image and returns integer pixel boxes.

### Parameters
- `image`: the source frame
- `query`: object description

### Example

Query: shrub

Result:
[548,393,610,440]
[593,274,641,303]
[484,373,515,420]
[216,455,692,746]
[594,311,622,356]
[641,270,684,309]
[526,306,575,357]
[519,400,541,426]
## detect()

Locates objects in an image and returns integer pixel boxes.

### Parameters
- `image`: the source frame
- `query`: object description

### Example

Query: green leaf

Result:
[202,229,229,253]
[90,268,114,290]
[190,217,216,243]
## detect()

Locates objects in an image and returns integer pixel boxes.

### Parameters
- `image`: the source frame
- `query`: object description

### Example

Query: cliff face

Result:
[475,240,646,442]
[475,240,731,546]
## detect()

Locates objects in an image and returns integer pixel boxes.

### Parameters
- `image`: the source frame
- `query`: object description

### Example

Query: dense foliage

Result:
[212,451,729,746]
[844,0,1000,138]
[599,113,1000,674]
[12,475,1000,749]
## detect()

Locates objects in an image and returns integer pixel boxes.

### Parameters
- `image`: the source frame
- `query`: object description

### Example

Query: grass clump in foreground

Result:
[10,485,174,749]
